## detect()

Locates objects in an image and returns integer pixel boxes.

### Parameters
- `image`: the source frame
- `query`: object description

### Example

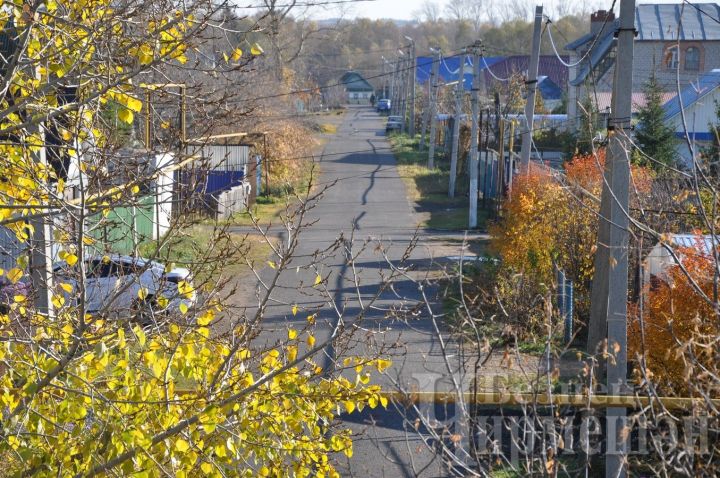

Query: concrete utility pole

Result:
[468,41,482,228]
[405,37,416,136]
[448,56,465,199]
[30,133,55,318]
[398,50,407,123]
[391,57,399,115]
[519,5,543,173]
[420,48,440,152]
[586,1,636,477]
[427,49,442,167]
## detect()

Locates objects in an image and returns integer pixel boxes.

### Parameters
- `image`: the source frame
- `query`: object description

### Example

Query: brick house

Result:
[565,3,720,123]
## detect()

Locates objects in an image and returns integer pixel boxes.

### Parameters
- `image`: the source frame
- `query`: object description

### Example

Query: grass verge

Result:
[389,133,488,231]
[140,225,274,282]
[318,123,338,134]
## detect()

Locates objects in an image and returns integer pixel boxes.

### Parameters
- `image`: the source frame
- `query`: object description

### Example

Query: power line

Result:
[683,0,720,25]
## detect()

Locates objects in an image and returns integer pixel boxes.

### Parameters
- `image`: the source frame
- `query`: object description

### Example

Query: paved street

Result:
[232,106,470,476]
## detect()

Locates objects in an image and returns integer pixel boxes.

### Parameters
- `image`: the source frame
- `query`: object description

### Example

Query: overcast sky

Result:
[294,0,719,21]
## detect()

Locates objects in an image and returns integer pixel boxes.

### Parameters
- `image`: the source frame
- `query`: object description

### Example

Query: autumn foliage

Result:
[629,246,719,394]
[490,149,653,337]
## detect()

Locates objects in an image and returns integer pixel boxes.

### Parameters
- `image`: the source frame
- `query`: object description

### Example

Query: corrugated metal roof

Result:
[662,69,720,119]
[569,32,616,86]
[340,71,374,91]
[566,3,720,49]
[669,234,715,254]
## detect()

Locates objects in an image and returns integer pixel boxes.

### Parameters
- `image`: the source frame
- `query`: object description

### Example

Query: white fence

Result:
[216,183,252,219]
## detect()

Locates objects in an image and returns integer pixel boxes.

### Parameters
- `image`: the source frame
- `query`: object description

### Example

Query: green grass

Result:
[318,123,338,134]
[389,133,487,231]
[140,225,274,281]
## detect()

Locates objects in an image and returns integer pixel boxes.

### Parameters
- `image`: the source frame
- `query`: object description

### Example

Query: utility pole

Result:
[507,120,516,196]
[586,1,636,478]
[448,56,465,199]
[519,5,543,173]
[398,50,406,124]
[30,133,54,318]
[405,37,416,137]
[468,41,482,228]
[427,49,442,167]
[420,48,440,152]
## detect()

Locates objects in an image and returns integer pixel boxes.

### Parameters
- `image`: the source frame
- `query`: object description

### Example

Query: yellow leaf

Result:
[291,304,298,316]
[379,395,388,408]
[118,108,134,124]
[231,47,243,61]
[175,438,190,452]
[137,287,148,301]
[314,274,322,286]
[51,295,65,309]
[201,463,213,474]
[288,329,297,340]
[13,295,25,303]
[267,261,276,269]
[179,303,188,314]
[343,401,355,414]
[131,184,140,194]
[118,328,126,349]
[307,334,315,347]
[307,314,316,324]
[222,52,229,63]
[59,282,73,293]
[126,96,143,113]
[251,43,264,55]
[65,253,78,267]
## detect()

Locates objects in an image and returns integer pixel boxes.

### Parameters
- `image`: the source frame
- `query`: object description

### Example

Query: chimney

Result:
[590,10,615,38]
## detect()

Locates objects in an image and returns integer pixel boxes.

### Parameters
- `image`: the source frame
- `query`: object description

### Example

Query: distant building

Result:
[565,3,720,124]
[662,69,720,166]
[414,55,569,111]
[339,71,374,104]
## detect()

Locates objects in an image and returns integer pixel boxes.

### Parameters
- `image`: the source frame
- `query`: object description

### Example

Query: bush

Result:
[629,246,719,394]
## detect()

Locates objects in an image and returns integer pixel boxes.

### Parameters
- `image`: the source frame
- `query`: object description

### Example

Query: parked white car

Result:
[54,254,195,323]
[385,115,403,133]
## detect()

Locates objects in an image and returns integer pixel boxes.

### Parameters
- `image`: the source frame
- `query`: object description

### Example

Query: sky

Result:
[295,0,720,21]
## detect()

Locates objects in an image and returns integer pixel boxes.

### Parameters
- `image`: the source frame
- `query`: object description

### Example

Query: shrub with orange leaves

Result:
[490,149,654,337]
[629,246,719,394]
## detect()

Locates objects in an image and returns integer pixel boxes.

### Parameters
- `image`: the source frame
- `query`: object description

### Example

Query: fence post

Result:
[565,278,574,345]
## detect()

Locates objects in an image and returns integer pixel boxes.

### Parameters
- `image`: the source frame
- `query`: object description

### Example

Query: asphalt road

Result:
[235,106,465,477]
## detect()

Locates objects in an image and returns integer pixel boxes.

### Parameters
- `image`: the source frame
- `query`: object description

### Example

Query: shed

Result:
[643,233,715,285]
[662,69,720,166]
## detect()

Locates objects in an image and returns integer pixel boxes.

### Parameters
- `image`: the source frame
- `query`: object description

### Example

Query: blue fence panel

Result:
[205,170,246,196]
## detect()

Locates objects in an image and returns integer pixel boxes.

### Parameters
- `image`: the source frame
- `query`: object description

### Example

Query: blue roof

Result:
[416,55,504,90]
[538,76,563,100]
[570,32,617,86]
[566,3,720,50]
[663,70,720,119]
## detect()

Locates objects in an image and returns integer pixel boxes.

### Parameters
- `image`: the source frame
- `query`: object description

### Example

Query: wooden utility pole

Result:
[427,49,442,168]
[519,5,543,173]
[448,56,465,199]
[586,2,636,477]
[468,41,482,228]
[420,48,440,152]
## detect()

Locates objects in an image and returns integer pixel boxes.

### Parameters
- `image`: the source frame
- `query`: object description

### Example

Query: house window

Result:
[665,45,679,69]
[685,46,700,70]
